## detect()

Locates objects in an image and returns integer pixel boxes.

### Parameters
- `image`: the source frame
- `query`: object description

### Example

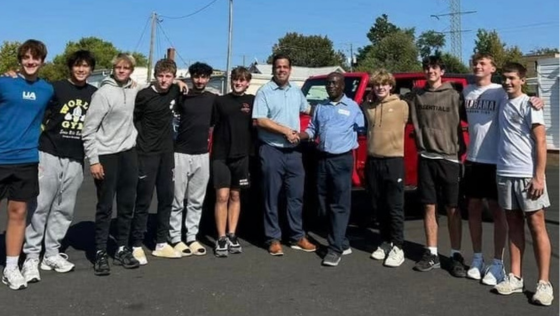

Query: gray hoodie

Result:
[82,76,139,164]
[409,82,462,161]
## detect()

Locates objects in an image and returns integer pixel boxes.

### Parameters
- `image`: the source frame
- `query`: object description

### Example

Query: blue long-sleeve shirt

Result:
[305,94,364,154]
[0,76,53,164]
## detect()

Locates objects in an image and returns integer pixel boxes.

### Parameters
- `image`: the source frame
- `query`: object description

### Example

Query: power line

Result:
[156,21,190,67]
[133,15,152,52]
[159,0,220,20]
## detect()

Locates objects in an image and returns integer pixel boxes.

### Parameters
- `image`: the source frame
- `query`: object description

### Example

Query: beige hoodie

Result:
[362,94,409,157]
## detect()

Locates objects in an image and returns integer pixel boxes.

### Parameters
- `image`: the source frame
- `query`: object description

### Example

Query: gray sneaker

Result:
[214,237,228,258]
[322,252,341,267]
[494,273,524,295]
[532,281,554,306]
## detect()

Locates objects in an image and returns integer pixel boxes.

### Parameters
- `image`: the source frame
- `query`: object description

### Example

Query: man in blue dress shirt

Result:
[252,54,317,256]
[299,72,365,266]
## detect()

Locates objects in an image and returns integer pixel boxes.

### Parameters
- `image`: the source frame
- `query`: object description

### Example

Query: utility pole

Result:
[225,0,233,94]
[430,0,475,61]
[147,12,157,83]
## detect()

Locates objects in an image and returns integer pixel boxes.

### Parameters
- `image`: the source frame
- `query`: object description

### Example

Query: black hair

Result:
[67,50,96,71]
[422,55,446,71]
[188,62,213,77]
[272,53,292,68]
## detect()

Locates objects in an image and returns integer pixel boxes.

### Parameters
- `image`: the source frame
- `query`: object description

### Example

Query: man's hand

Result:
[529,96,544,110]
[526,175,545,200]
[285,130,300,144]
[176,80,189,95]
[90,163,105,180]
[2,70,18,78]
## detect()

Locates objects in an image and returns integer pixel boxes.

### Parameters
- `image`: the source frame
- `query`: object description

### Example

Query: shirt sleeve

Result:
[210,98,219,127]
[528,104,545,126]
[82,90,110,165]
[305,105,319,139]
[133,90,146,129]
[252,88,269,119]
[299,90,310,113]
[353,103,365,129]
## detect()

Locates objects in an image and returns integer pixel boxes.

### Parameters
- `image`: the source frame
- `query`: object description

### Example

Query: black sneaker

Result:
[414,250,440,272]
[93,251,110,276]
[226,233,242,254]
[449,253,467,278]
[215,237,229,258]
[114,247,140,269]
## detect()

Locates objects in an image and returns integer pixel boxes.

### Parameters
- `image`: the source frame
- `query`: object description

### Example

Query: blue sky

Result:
[1,0,558,70]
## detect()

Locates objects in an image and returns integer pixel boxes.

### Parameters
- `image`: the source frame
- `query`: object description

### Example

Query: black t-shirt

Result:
[174,91,216,155]
[39,80,97,161]
[134,84,180,154]
[211,93,255,160]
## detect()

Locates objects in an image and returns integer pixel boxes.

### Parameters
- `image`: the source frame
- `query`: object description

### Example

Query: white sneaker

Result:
[40,253,75,273]
[467,257,485,280]
[342,248,352,256]
[22,258,41,283]
[482,262,505,286]
[371,242,391,260]
[384,245,405,267]
[532,281,554,306]
[2,267,27,290]
[132,247,148,265]
[494,273,524,295]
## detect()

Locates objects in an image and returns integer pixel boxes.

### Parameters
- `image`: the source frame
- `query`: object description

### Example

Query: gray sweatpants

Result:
[24,151,84,258]
[169,153,210,243]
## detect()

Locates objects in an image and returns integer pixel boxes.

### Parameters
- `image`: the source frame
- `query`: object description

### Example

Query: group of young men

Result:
[0,39,554,307]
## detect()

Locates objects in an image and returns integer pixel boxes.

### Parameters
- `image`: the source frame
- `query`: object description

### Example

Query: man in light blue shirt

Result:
[299,72,365,266]
[252,54,316,256]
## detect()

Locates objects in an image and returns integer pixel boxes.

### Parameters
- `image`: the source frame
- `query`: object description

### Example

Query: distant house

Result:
[534,57,559,150]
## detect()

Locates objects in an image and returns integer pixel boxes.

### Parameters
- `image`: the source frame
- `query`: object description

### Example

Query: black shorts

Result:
[0,163,39,202]
[418,157,460,207]
[463,160,498,200]
[212,156,250,190]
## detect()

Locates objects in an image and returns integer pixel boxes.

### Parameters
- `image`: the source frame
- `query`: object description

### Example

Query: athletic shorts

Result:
[212,156,250,190]
[463,161,498,200]
[496,176,550,212]
[418,157,460,207]
[0,163,39,202]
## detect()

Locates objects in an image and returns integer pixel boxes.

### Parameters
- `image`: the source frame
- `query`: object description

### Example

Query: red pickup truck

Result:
[299,72,472,191]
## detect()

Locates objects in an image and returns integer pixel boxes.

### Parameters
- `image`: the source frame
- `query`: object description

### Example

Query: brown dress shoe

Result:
[290,237,316,252]
[268,241,284,256]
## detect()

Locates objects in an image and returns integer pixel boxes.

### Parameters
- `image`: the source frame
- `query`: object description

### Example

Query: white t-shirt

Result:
[497,94,545,178]
[463,83,506,164]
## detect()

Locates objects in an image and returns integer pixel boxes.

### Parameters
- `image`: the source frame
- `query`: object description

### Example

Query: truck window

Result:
[301,77,362,106]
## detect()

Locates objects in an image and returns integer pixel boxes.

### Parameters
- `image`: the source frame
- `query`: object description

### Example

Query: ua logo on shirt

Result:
[22,91,37,100]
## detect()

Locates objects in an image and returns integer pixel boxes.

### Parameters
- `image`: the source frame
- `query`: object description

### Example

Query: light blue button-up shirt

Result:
[305,94,365,154]
[252,80,309,148]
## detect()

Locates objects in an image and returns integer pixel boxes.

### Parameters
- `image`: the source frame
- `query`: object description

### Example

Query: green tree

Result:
[356,14,418,72]
[0,41,21,74]
[357,30,420,73]
[473,29,523,69]
[440,52,469,73]
[267,32,346,67]
[417,30,446,58]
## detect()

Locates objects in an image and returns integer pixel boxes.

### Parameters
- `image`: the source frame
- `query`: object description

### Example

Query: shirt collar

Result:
[270,80,292,90]
[324,94,351,106]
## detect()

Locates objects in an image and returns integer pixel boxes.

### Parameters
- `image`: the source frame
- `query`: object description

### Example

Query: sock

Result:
[132,246,142,250]
[473,252,483,260]
[5,256,18,269]
[118,246,125,253]
[492,258,503,265]
[156,243,167,250]
[428,247,438,255]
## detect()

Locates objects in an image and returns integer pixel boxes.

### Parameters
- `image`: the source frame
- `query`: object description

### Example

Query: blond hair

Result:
[112,53,136,69]
[369,69,395,87]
